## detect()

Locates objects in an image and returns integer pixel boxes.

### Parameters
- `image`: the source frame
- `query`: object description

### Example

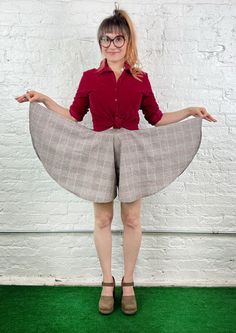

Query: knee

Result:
[122,215,141,228]
[95,214,113,229]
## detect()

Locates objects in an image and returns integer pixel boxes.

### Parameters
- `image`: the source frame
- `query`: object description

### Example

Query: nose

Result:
[108,41,118,50]
[107,47,119,53]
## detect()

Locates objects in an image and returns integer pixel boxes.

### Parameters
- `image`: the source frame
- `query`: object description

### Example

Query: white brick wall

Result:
[0,0,236,286]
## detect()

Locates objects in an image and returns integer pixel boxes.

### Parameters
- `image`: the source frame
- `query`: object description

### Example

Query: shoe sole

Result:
[121,309,137,315]
[99,307,114,314]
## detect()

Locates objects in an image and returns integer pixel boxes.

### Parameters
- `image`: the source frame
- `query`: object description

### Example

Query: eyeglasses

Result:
[99,35,126,48]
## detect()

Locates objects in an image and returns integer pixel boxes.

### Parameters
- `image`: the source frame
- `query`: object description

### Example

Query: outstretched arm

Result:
[43,95,77,121]
[155,107,217,126]
[15,90,77,122]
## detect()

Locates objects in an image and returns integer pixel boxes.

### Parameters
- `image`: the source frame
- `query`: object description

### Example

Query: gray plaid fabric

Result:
[29,102,202,203]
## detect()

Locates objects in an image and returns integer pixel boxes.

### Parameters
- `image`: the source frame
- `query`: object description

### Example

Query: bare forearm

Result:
[155,108,190,126]
[42,95,76,121]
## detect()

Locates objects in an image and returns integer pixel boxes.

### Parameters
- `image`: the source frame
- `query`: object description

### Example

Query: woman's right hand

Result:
[15,90,47,104]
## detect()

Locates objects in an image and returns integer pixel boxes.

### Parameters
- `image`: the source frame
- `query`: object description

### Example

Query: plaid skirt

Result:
[28,102,202,203]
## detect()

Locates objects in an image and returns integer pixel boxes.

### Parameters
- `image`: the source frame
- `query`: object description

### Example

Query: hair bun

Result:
[113,9,122,16]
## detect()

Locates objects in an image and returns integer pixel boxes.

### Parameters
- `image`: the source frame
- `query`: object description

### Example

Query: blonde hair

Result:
[96,8,144,82]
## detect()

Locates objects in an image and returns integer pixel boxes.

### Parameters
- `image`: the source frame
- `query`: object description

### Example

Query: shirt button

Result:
[115,98,117,101]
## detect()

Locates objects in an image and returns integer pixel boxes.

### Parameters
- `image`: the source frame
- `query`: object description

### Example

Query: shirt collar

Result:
[97,58,131,74]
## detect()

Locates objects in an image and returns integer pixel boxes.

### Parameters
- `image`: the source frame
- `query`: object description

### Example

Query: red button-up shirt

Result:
[69,58,163,131]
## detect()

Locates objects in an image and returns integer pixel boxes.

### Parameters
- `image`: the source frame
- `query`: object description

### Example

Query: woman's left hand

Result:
[187,107,217,122]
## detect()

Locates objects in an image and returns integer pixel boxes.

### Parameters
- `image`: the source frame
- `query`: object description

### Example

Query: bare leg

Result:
[93,201,114,296]
[121,198,142,296]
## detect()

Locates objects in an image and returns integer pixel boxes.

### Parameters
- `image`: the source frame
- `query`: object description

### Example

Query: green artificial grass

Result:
[0,285,235,333]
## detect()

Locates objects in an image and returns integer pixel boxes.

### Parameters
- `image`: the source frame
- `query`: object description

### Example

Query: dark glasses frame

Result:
[99,34,126,48]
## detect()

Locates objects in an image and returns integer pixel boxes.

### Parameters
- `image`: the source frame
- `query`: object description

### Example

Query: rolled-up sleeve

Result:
[140,73,163,125]
[69,72,90,121]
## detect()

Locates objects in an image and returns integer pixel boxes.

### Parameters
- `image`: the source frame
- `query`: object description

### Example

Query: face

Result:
[100,31,128,63]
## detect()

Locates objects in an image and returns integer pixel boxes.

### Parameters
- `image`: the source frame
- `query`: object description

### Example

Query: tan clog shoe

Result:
[98,276,116,314]
[121,276,137,315]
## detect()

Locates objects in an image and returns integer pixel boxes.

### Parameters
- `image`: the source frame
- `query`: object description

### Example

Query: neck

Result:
[106,58,125,72]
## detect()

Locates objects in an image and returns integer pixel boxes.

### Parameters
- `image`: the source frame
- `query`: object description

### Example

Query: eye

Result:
[101,36,110,42]
[115,36,123,41]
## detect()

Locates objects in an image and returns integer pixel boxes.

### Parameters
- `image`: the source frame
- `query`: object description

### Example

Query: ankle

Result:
[123,275,134,283]
[103,275,114,282]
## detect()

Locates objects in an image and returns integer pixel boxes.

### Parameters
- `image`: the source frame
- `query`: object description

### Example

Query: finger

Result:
[200,109,210,119]
[17,94,30,102]
[25,93,31,101]
[204,113,216,121]
[209,115,217,122]
[26,93,36,102]
[199,107,217,122]
[205,116,212,122]
[16,96,27,102]
[201,109,208,117]
[16,99,27,103]
[26,91,36,101]
[197,110,206,118]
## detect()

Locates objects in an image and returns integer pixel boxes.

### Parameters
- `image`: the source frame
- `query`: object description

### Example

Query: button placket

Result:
[114,81,120,127]
[115,85,118,102]
[112,71,125,129]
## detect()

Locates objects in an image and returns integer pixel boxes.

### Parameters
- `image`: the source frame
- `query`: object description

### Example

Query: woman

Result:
[15,8,217,316]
